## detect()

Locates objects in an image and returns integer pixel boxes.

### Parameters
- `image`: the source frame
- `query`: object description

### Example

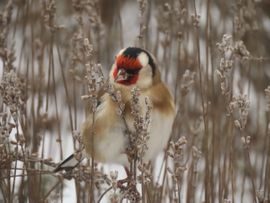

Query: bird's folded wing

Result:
[53,152,85,172]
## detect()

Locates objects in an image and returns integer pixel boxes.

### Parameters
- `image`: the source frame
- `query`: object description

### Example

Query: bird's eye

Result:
[125,68,140,75]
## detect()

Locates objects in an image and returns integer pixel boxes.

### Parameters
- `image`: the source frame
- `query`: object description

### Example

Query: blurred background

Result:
[1,0,270,202]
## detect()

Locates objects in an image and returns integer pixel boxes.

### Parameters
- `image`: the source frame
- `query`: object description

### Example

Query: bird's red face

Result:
[113,55,142,86]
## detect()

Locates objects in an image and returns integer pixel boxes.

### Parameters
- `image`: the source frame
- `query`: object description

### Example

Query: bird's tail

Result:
[53,152,85,173]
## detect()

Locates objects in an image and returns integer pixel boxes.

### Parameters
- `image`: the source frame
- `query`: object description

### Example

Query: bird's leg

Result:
[119,167,141,202]
[117,166,132,189]
[117,166,140,201]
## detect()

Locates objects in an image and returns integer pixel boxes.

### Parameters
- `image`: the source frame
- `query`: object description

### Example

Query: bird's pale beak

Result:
[115,69,128,82]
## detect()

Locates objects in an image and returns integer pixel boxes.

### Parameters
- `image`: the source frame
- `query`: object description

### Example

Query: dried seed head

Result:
[110,170,118,180]
[265,86,270,112]
[191,14,200,28]
[0,70,27,116]
[229,94,250,130]
[129,87,152,158]
[216,34,251,96]
[192,146,201,159]
[180,70,196,96]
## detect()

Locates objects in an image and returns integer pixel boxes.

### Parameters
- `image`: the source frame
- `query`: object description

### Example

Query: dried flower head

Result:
[167,136,187,183]
[191,14,200,28]
[180,70,196,96]
[241,135,251,148]
[192,146,201,160]
[216,34,251,96]
[223,199,232,203]
[129,87,152,159]
[109,170,119,191]
[167,136,187,159]
[0,70,27,117]
[0,112,14,148]
[233,0,258,38]
[105,84,125,116]
[229,94,250,130]
[138,162,152,184]
[137,0,147,15]
[81,38,105,113]
[42,0,62,32]
[265,86,270,112]
[0,0,13,57]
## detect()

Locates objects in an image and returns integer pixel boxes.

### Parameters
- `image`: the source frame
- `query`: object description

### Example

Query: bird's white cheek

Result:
[136,65,153,89]
[137,52,149,67]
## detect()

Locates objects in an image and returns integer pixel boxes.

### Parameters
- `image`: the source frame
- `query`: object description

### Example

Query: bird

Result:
[54,47,175,172]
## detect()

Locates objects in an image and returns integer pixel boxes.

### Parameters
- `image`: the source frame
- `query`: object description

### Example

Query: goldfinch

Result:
[54,47,175,171]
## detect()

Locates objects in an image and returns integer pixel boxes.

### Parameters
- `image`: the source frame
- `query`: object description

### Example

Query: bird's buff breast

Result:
[91,107,174,165]
[83,91,175,165]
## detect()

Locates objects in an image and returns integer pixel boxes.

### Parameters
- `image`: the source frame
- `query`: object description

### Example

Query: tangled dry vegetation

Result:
[1,0,270,202]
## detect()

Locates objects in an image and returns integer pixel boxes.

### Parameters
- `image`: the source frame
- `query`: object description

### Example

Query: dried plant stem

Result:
[57,45,74,132]
[229,123,235,203]
[44,180,61,200]
[49,36,63,160]
[192,1,210,202]
[240,132,257,203]
[97,186,113,203]
[11,141,19,202]
[90,114,95,203]
[159,154,169,201]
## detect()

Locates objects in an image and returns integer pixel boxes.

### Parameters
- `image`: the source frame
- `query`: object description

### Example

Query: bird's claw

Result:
[117,177,140,202]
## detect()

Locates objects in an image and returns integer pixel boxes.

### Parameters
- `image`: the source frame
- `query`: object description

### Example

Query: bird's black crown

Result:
[122,47,156,76]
